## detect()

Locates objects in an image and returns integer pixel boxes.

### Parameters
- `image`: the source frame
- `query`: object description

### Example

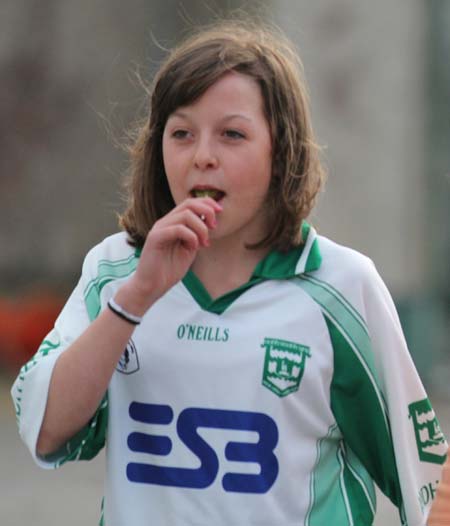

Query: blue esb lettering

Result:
[127,403,279,493]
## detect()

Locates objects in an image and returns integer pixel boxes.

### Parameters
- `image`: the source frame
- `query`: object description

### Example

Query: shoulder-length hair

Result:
[119,20,326,251]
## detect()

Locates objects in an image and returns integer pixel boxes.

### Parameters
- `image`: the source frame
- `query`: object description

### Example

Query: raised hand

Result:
[116,197,222,315]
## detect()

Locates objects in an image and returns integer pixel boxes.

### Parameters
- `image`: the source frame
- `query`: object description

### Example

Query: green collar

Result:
[134,222,321,314]
[252,222,322,279]
[181,222,322,314]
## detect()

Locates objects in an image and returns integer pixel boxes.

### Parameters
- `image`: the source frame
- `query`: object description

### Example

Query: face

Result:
[162,71,272,246]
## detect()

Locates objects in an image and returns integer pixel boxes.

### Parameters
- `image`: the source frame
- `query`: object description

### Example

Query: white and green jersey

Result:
[12,223,447,526]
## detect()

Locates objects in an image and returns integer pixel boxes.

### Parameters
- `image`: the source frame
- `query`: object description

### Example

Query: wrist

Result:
[114,278,159,317]
[107,297,142,325]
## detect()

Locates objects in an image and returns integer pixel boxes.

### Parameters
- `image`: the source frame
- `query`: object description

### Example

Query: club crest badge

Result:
[116,339,140,375]
[408,398,447,464]
[261,337,311,397]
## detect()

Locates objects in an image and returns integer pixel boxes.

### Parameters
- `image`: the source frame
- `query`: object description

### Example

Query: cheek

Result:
[162,143,181,182]
[161,138,172,174]
[161,144,179,202]
[162,141,188,177]
[249,151,272,191]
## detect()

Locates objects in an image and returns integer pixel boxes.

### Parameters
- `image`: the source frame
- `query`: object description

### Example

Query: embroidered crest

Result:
[408,398,447,464]
[261,337,310,397]
[116,339,140,375]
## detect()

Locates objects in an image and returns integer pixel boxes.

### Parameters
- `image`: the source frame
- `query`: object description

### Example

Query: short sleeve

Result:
[329,260,447,525]
[363,262,447,524]
[11,246,108,469]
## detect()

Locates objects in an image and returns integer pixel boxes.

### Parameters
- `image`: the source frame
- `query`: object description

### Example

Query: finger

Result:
[189,196,223,214]
[197,208,216,230]
[193,196,223,212]
[164,208,211,247]
[160,224,201,251]
[183,197,222,229]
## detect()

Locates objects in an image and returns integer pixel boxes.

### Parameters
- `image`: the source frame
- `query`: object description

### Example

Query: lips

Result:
[190,187,226,202]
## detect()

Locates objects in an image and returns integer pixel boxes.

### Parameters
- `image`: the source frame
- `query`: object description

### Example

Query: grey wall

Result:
[0,1,448,386]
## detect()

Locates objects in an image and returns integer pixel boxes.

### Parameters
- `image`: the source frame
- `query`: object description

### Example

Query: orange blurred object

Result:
[428,448,450,525]
[0,293,63,373]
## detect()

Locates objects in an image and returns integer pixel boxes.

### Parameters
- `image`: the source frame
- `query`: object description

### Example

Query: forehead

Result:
[171,71,265,117]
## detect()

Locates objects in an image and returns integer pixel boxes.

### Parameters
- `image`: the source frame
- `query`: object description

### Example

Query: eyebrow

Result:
[222,114,253,123]
[169,111,253,123]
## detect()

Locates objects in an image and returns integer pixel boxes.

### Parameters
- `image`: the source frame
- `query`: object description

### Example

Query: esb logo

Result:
[127,402,279,493]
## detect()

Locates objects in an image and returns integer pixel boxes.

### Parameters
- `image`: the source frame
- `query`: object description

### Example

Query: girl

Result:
[12,20,446,526]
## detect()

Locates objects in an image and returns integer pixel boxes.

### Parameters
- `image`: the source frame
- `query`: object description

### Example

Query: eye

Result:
[171,129,190,139]
[223,129,245,140]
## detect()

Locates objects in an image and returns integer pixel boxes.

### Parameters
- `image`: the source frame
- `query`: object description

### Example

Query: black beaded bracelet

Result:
[107,297,142,325]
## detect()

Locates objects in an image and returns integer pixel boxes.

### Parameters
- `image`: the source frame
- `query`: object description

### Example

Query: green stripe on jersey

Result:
[14,334,61,426]
[296,222,322,274]
[339,442,376,525]
[306,427,376,526]
[295,275,388,422]
[19,334,61,380]
[343,444,377,517]
[325,316,403,512]
[295,275,404,512]
[84,253,138,321]
[306,425,351,525]
[299,273,367,328]
[42,395,109,467]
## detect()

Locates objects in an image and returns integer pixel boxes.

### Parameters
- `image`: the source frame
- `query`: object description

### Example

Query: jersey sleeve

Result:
[10,245,108,469]
[328,259,447,526]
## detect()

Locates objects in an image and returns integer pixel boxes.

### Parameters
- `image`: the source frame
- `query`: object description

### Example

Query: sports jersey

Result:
[11,223,447,526]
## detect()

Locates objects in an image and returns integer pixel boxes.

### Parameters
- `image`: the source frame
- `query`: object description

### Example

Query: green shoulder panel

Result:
[84,252,139,322]
[325,318,402,506]
[295,275,405,520]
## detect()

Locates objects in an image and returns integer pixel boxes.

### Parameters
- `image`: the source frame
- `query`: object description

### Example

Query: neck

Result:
[191,238,270,300]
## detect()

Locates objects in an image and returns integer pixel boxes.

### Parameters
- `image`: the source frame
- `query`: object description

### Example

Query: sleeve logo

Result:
[408,398,447,464]
[116,339,140,375]
[261,338,311,397]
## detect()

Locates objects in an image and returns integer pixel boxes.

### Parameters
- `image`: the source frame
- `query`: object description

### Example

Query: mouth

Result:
[190,187,226,202]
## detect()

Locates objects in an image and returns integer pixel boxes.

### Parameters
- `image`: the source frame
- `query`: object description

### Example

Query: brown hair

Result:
[119,19,326,251]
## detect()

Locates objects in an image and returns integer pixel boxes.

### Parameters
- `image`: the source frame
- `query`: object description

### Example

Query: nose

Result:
[193,136,218,171]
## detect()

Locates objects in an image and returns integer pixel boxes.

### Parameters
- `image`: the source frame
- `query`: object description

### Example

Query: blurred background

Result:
[0,1,449,524]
